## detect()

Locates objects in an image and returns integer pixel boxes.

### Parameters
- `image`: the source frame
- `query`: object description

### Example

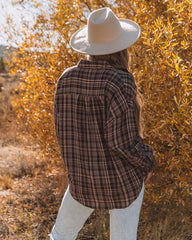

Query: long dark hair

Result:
[88,49,143,138]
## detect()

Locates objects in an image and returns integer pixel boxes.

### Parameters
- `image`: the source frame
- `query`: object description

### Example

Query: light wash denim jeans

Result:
[49,182,144,240]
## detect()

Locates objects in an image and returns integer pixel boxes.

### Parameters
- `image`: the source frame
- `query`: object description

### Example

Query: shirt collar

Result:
[77,59,113,69]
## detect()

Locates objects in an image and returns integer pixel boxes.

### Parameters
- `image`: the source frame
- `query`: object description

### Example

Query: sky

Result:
[0,0,50,46]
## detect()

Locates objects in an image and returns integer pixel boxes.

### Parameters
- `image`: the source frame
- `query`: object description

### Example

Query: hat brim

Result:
[69,19,141,55]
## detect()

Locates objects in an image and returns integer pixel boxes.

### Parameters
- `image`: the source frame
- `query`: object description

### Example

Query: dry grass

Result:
[137,203,192,240]
[0,163,67,240]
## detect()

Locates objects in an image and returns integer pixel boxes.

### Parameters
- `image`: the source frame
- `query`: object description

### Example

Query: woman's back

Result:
[54,59,149,209]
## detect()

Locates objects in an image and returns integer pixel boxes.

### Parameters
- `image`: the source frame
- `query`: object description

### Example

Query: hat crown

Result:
[88,8,122,43]
[69,7,140,55]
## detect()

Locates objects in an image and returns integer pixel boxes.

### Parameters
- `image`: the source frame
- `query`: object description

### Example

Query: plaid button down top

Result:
[54,59,156,209]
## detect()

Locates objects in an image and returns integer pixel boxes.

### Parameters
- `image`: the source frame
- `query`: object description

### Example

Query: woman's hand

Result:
[144,171,153,184]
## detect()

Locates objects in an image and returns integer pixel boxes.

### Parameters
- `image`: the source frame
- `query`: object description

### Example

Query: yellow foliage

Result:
[8,0,192,208]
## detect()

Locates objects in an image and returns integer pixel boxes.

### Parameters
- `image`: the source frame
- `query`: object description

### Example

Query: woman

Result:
[49,7,156,240]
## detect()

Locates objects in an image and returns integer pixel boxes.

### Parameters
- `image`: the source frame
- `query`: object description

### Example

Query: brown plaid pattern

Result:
[54,59,156,209]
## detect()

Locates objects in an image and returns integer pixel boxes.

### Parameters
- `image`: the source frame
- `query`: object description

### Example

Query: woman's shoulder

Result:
[106,67,136,93]
[61,65,77,77]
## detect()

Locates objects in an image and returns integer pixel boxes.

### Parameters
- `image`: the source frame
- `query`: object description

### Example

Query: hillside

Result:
[0,44,16,59]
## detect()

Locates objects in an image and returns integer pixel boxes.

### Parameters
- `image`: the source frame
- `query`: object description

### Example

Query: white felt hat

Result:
[70,7,141,55]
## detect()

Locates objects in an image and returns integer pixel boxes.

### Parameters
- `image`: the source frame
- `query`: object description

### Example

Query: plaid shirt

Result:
[54,59,156,209]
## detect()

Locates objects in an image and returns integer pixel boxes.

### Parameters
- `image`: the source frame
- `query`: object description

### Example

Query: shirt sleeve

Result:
[104,82,156,174]
[54,94,61,151]
[54,97,59,142]
[53,76,64,146]
[54,66,76,145]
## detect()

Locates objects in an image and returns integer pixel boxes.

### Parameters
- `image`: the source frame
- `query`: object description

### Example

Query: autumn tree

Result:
[9,0,191,214]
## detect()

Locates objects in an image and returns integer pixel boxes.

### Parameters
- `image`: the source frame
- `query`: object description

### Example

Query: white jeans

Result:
[49,183,144,240]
